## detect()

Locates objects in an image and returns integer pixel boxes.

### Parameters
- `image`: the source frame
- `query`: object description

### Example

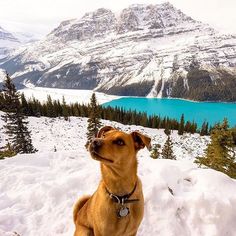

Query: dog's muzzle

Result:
[90,138,103,151]
[89,138,113,164]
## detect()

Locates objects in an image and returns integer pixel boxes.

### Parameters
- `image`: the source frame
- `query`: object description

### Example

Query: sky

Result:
[0,0,235,38]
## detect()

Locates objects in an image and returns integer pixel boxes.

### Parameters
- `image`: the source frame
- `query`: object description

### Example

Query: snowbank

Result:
[139,159,236,236]
[0,114,235,236]
[18,87,120,105]
[1,152,236,236]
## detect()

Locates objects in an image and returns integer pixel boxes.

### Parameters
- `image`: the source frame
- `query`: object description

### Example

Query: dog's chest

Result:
[93,196,144,236]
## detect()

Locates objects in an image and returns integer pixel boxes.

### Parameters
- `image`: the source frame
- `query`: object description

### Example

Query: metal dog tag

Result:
[118,206,130,218]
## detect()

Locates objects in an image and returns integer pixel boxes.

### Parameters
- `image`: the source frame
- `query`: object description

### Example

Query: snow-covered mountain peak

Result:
[1,2,236,101]
[116,2,200,34]
[48,7,116,42]
[82,7,114,19]
[48,2,206,42]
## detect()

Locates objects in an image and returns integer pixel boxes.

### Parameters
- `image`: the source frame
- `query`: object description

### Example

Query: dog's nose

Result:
[91,138,103,149]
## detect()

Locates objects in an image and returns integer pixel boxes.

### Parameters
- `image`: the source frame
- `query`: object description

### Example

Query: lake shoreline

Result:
[19,86,236,105]
[110,95,236,105]
[103,97,236,127]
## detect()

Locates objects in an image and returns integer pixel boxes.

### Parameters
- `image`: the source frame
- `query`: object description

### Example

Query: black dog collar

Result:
[105,182,139,204]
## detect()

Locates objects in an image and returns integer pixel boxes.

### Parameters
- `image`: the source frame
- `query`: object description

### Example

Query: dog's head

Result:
[89,126,151,165]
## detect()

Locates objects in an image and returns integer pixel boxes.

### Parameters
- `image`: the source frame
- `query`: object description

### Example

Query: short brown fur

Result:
[73,126,151,236]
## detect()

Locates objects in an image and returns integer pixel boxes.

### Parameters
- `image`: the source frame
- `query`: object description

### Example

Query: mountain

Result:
[12,32,38,44]
[1,2,236,101]
[0,26,38,62]
[0,26,21,60]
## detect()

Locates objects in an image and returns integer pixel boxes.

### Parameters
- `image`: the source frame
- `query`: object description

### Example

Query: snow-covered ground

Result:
[0,113,236,236]
[18,87,120,105]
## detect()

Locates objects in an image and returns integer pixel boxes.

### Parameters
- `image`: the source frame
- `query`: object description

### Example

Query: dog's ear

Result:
[131,132,151,151]
[97,126,116,138]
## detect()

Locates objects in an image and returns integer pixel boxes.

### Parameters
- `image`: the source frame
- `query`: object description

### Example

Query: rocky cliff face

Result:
[1,2,236,101]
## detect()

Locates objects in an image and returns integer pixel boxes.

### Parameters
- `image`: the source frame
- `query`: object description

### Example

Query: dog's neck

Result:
[100,159,138,196]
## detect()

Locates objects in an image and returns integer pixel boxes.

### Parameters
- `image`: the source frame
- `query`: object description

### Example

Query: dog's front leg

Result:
[74,225,94,236]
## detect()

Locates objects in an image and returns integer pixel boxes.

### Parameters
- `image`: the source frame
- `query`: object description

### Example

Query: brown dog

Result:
[73,126,151,236]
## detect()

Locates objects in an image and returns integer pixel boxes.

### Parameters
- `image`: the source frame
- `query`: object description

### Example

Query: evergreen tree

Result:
[200,121,209,136]
[62,96,69,121]
[178,114,185,135]
[164,120,171,135]
[190,121,197,134]
[140,113,148,127]
[231,127,236,145]
[1,73,37,154]
[162,135,176,160]
[150,143,161,159]
[86,93,102,145]
[1,73,19,112]
[205,122,209,135]
[195,119,236,179]
[185,121,191,133]
[21,93,30,115]
[46,95,56,117]
[0,92,5,110]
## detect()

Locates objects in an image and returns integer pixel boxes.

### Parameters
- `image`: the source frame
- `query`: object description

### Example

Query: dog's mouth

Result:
[90,151,114,164]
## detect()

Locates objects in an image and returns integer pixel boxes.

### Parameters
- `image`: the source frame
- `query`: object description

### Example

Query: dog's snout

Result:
[91,139,103,149]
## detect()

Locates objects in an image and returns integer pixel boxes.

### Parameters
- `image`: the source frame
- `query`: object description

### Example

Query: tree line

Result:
[1,90,210,136]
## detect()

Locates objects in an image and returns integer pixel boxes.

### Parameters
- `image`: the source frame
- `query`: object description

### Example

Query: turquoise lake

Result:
[103,97,236,127]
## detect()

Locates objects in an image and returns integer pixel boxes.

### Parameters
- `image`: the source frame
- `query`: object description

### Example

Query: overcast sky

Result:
[0,0,235,38]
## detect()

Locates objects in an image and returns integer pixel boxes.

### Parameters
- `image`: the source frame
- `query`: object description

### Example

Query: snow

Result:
[0,69,6,82]
[139,160,236,236]
[126,58,161,86]
[18,87,120,105]
[12,32,38,44]
[0,112,236,236]
[0,39,20,48]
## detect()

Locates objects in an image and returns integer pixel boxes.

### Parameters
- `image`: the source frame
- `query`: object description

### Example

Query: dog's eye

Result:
[114,139,125,146]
